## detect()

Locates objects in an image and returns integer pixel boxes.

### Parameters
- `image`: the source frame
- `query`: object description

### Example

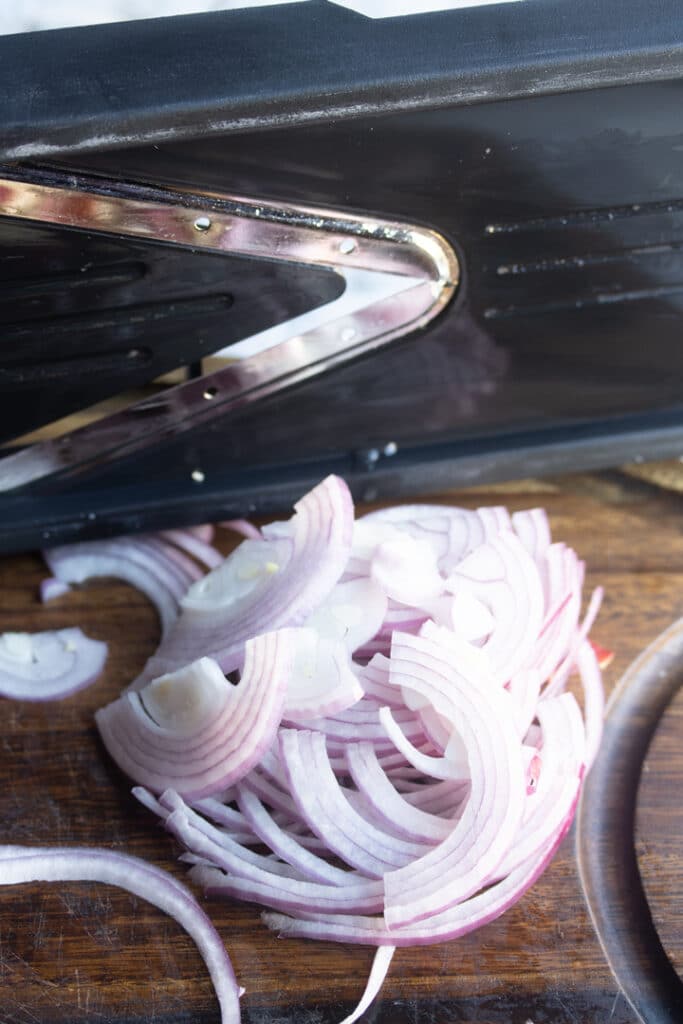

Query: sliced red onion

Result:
[305,577,388,654]
[45,537,191,637]
[345,741,455,843]
[533,543,583,682]
[446,530,545,685]
[575,639,605,769]
[357,655,405,707]
[492,693,585,878]
[161,529,224,570]
[339,945,396,1024]
[0,628,107,701]
[282,629,363,723]
[143,536,206,586]
[370,536,444,607]
[544,586,604,698]
[511,508,552,561]
[425,590,495,644]
[382,627,526,928]
[235,785,353,885]
[142,475,354,677]
[305,704,425,747]
[218,519,262,540]
[261,827,566,946]
[96,630,293,799]
[159,794,308,883]
[93,484,606,1023]
[192,862,384,917]
[280,729,431,877]
[39,577,71,603]
[378,707,463,781]
[359,504,485,575]
[506,670,542,739]
[0,845,241,1022]
[183,523,215,543]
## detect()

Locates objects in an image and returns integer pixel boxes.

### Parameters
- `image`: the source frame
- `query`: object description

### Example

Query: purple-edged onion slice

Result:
[0,628,108,701]
[140,475,354,678]
[0,845,241,1023]
[96,630,294,799]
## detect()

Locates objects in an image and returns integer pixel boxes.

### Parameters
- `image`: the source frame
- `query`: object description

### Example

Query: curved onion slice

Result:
[282,629,363,723]
[45,536,199,636]
[280,729,431,876]
[305,577,388,654]
[160,529,224,570]
[0,628,107,701]
[446,530,545,685]
[339,945,396,1024]
[381,628,526,929]
[370,537,444,607]
[96,630,294,799]
[262,826,567,946]
[141,475,354,677]
[0,845,240,1023]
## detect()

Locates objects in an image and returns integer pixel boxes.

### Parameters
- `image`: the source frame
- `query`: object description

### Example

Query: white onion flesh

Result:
[0,628,107,701]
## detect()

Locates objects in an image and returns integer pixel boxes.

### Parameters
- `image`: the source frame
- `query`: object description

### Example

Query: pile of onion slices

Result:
[1,475,607,1024]
[100,477,606,1021]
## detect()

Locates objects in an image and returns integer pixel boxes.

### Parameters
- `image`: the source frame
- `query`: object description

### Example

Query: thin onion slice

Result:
[45,537,196,637]
[261,826,568,946]
[96,631,294,799]
[0,845,241,1023]
[0,628,107,701]
[282,629,363,723]
[140,475,354,678]
[382,628,526,929]
[339,945,396,1024]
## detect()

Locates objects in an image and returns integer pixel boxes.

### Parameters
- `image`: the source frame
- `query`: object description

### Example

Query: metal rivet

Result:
[194,216,212,232]
[191,469,205,483]
[203,387,218,399]
[383,441,398,457]
[339,239,356,255]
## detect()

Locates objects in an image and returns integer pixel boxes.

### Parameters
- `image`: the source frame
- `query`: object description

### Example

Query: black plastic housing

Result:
[2,1,683,549]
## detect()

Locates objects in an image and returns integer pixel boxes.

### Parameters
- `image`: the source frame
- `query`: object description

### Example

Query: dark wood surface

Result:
[1,470,682,1024]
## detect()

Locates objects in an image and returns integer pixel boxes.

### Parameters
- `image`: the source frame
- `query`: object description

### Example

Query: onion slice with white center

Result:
[305,577,388,654]
[370,537,444,608]
[140,475,354,678]
[282,629,363,723]
[0,845,241,1023]
[96,631,294,799]
[0,628,108,701]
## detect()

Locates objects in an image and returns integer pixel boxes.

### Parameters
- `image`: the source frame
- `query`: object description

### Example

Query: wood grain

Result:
[0,473,680,1023]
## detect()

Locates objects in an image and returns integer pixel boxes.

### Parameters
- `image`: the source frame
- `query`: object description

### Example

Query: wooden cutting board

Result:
[1,471,681,1024]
